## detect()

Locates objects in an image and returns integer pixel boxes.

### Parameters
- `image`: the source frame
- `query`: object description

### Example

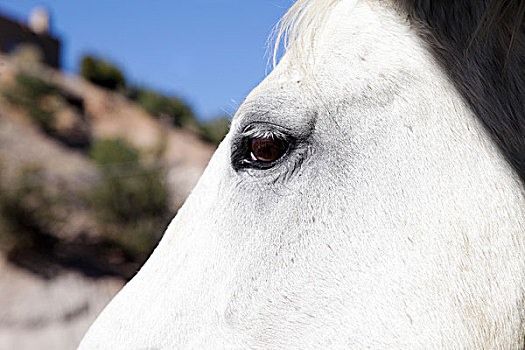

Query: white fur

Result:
[270,0,340,67]
[80,0,525,348]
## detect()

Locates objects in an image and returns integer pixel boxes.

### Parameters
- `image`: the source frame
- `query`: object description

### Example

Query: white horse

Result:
[80,0,525,348]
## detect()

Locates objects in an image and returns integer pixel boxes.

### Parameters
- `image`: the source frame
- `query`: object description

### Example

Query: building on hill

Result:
[0,7,61,68]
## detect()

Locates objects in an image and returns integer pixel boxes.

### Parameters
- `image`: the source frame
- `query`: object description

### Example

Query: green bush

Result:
[80,55,126,91]
[0,165,57,252]
[90,161,168,223]
[14,73,58,96]
[127,86,195,128]
[198,116,231,146]
[89,139,170,257]
[89,138,139,166]
[2,72,58,132]
[2,72,91,149]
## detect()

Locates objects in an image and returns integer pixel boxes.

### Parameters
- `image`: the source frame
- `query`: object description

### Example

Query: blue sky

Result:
[0,0,290,120]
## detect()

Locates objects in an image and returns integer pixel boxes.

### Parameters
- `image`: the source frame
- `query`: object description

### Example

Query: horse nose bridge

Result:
[79,242,195,348]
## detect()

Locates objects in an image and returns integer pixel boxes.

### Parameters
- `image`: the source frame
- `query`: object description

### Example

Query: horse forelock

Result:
[272,0,525,184]
[270,0,339,68]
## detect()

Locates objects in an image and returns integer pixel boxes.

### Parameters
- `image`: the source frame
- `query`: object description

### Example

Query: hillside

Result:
[0,55,216,349]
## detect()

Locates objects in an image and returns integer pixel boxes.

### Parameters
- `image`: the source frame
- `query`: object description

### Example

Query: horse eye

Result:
[250,137,288,163]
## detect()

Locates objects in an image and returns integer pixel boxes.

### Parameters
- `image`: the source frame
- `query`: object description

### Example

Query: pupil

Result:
[251,137,286,162]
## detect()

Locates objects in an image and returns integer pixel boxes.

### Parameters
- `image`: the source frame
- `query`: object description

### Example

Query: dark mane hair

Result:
[394,0,525,183]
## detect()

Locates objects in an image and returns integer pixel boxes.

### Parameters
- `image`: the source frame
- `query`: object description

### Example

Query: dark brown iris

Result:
[250,137,287,163]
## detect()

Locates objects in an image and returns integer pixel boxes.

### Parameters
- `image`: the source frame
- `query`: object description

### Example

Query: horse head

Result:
[80,0,525,348]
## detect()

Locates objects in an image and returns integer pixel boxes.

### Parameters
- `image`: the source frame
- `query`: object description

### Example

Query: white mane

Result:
[271,0,341,67]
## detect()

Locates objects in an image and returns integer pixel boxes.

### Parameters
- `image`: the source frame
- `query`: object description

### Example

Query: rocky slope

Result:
[0,56,215,349]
